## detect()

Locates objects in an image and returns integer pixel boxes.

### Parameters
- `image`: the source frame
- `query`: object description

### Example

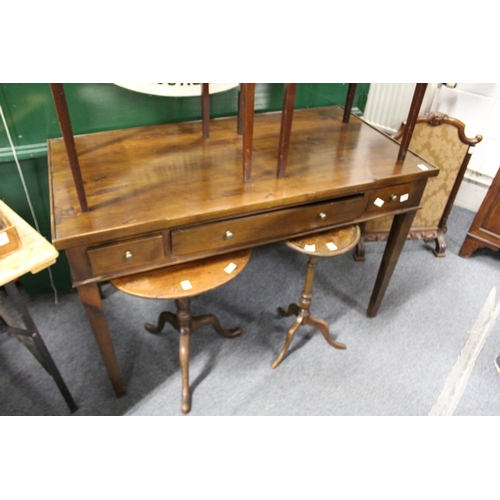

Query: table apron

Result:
[65,179,427,287]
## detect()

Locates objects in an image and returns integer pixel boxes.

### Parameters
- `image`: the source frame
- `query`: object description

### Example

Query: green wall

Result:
[0,83,369,295]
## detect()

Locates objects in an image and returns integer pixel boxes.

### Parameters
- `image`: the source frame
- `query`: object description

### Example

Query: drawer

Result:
[171,195,365,256]
[366,182,420,215]
[88,234,164,276]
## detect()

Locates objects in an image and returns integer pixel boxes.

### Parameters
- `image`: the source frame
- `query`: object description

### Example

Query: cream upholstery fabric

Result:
[365,122,469,232]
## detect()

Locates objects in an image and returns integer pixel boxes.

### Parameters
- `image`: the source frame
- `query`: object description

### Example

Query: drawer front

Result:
[172,195,365,256]
[88,234,164,276]
[366,182,420,215]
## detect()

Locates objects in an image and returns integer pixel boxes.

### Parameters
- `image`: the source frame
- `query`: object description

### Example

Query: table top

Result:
[48,106,438,250]
[285,225,361,257]
[112,249,252,299]
[0,200,58,287]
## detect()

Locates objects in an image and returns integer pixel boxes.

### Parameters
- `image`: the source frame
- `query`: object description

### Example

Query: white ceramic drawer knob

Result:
[125,251,133,260]
[318,212,327,220]
[389,194,397,201]
[225,230,234,239]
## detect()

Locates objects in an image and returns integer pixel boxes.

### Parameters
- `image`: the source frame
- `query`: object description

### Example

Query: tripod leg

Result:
[277,303,300,317]
[272,315,304,369]
[307,315,346,350]
[191,314,242,338]
[144,311,179,334]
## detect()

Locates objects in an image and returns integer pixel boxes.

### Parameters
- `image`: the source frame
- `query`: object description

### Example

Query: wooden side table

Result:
[0,200,77,413]
[273,225,360,369]
[111,249,251,414]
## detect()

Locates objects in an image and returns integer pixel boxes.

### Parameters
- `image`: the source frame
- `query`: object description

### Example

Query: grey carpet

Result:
[1,205,499,416]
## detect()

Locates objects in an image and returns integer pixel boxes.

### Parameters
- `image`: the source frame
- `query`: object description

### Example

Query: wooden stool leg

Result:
[277,256,316,321]
[271,315,304,369]
[274,255,346,368]
[144,298,243,413]
[273,256,317,369]
[179,325,191,414]
[307,315,346,350]
[191,314,242,338]
[299,255,316,313]
[144,301,192,413]
[277,303,300,318]
[354,222,366,262]
[144,311,178,334]
[176,298,192,414]
[301,256,346,349]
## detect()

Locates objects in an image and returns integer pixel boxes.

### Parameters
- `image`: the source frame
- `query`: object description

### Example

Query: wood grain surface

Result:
[0,201,58,286]
[49,106,438,250]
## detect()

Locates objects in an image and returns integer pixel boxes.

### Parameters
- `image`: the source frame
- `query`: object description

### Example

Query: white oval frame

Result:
[114,83,239,97]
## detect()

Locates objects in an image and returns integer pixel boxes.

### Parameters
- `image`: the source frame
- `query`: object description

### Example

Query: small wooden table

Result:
[112,249,252,413]
[0,200,77,412]
[48,106,439,397]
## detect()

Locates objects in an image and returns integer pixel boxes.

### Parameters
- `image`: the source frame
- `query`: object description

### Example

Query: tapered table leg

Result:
[367,209,418,317]
[77,283,126,397]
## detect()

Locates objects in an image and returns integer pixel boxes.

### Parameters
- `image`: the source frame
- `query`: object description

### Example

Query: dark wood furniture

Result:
[48,85,437,397]
[274,83,428,177]
[49,83,256,209]
[111,249,251,413]
[0,200,77,413]
[272,225,360,369]
[355,112,483,259]
[459,166,500,257]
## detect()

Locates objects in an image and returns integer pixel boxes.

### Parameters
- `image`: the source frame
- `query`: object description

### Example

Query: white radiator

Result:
[362,83,436,135]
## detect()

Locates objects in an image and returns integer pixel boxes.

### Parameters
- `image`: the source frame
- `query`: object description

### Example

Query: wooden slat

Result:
[277,83,297,178]
[50,83,89,212]
[241,83,256,182]
[343,83,357,123]
[202,83,210,138]
[397,83,428,162]
[237,85,243,135]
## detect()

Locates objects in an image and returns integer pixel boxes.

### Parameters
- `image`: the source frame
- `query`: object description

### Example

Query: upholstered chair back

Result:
[359,112,482,257]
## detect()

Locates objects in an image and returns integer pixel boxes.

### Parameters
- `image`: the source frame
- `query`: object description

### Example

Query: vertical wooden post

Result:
[241,83,255,182]
[397,83,428,162]
[49,83,89,213]
[237,84,243,135]
[201,83,210,138]
[277,83,297,178]
[50,83,89,212]
[343,83,357,123]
